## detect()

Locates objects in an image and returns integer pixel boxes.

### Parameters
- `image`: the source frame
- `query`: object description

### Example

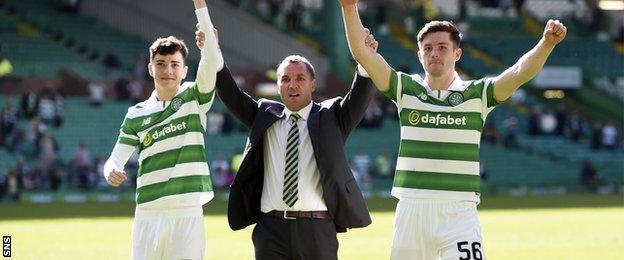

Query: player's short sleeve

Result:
[483,77,500,108]
[479,77,500,120]
[381,69,405,104]
[186,81,215,114]
[116,111,140,147]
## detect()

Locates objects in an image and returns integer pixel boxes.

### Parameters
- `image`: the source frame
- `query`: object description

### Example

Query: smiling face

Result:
[418,31,462,78]
[277,61,316,112]
[148,52,188,92]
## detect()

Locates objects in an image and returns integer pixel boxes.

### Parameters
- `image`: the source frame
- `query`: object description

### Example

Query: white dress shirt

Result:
[260,101,328,212]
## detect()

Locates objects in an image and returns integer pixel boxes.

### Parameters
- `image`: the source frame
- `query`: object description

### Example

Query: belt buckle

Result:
[283,211,296,220]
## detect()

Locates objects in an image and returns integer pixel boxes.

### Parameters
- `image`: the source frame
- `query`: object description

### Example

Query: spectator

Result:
[114,77,130,101]
[53,91,65,128]
[37,133,60,190]
[230,149,244,175]
[555,104,566,136]
[567,111,584,142]
[0,170,6,200]
[352,153,372,183]
[360,96,383,128]
[92,154,108,188]
[286,0,303,30]
[614,11,624,43]
[207,111,225,135]
[28,117,47,151]
[601,121,618,150]
[580,159,600,192]
[479,163,488,181]
[57,0,81,13]
[37,87,57,126]
[127,78,145,104]
[0,98,18,146]
[375,3,389,35]
[88,77,106,107]
[539,111,557,135]
[132,54,149,81]
[482,121,499,145]
[71,141,91,188]
[6,124,25,155]
[503,114,519,148]
[210,155,232,190]
[509,88,526,104]
[6,169,20,201]
[373,152,392,178]
[590,122,603,150]
[20,90,38,119]
[0,51,13,78]
[103,49,122,79]
[528,106,541,136]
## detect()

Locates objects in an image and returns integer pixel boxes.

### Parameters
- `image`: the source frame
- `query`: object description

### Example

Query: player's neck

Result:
[425,71,455,91]
[155,85,179,101]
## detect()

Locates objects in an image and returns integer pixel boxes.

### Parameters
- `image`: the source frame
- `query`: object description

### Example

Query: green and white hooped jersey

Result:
[382,70,499,202]
[116,82,215,208]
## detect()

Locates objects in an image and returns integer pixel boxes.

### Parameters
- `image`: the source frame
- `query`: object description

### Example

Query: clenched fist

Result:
[543,19,567,46]
[105,169,128,187]
[364,28,378,53]
[195,23,219,49]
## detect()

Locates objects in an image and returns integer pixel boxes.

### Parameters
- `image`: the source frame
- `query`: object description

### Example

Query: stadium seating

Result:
[1,33,104,78]
[4,0,148,74]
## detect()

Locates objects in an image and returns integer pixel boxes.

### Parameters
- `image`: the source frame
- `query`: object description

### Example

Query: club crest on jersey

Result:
[448,92,464,106]
[417,93,428,101]
[171,97,184,111]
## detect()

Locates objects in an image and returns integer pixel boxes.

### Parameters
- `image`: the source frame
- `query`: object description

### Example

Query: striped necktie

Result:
[283,113,301,207]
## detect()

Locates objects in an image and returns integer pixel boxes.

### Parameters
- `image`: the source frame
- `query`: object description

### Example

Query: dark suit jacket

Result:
[215,66,374,233]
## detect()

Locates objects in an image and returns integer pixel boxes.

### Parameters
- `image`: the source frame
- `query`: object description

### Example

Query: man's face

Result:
[277,62,316,112]
[418,32,462,77]
[148,52,188,91]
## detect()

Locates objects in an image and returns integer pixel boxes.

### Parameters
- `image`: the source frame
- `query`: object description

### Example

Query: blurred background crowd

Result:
[0,0,622,202]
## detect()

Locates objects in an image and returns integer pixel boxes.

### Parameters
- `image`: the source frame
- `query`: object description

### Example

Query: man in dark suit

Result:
[196,10,378,259]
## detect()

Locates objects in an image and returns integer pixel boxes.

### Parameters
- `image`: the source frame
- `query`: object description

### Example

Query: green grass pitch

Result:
[0,194,622,259]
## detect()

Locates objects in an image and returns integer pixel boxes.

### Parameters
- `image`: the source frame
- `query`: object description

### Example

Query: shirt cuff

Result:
[357,64,370,78]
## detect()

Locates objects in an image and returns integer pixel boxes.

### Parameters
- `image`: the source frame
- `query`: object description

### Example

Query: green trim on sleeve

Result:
[485,78,501,107]
[381,69,399,102]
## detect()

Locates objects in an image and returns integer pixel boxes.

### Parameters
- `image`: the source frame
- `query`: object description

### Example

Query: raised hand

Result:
[338,0,358,7]
[105,169,127,187]
[363,28,378,53]
[195,23,219,49]
[543,19,566,46]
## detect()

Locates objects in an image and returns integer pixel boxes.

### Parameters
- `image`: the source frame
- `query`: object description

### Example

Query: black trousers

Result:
[252,213,338,260]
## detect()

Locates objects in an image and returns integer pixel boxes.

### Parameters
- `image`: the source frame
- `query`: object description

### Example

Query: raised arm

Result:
[339,0,392,92]
[195,11,258,128]
[493,19,567,102]
[194,0,224,94]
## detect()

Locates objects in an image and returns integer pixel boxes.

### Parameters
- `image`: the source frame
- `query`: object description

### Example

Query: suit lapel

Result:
[249,102,285,141]
[307,102,321,158]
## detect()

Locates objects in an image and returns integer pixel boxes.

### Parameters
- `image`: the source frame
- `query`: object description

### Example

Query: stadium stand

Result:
[0,0,622,200]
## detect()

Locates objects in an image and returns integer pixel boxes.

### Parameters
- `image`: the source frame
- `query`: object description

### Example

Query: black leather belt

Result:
[265,210,332,220]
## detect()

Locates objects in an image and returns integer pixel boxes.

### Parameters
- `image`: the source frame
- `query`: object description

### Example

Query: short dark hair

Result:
[417,21,462,48]
[149,36,189,62]
[277,55,316,79]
